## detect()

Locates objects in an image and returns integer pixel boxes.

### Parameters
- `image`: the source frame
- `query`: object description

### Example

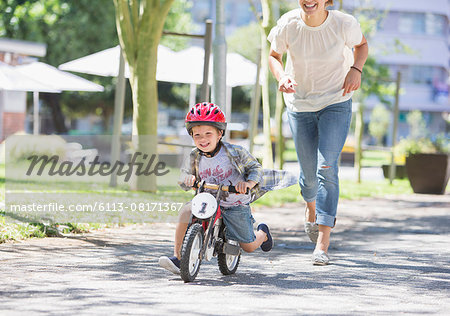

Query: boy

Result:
[159,102,273,275]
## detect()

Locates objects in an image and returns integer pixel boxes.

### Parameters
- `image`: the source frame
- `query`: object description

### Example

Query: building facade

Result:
[342,0,449,140]
[189,0,449,141]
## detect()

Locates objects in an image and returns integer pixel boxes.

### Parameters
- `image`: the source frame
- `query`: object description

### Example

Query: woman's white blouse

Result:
[268,9,363,112]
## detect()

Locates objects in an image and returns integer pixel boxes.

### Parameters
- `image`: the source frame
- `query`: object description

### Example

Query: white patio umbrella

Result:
[1,62,59,138]
[0,61,103,136]
[59,44,262,98]
[0,62,59,92]
[16,62,104,92]
[15,61,104,135]
[59,45,176,80]
[173,46,263,86]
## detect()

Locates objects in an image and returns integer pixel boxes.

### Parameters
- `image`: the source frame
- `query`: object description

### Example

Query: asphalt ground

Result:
[1,193,449,315]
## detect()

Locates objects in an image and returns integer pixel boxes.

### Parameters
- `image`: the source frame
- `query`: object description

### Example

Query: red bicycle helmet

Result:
[185,102,227,134]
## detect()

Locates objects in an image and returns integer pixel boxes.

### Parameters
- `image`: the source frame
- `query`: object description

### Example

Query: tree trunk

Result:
[40,93,68,134]
[260,31,273,168]
[114,0,174,192]
[274,90,284,169]
[355,103,364,183]
[128,42,159,191]
[259,0,274,168]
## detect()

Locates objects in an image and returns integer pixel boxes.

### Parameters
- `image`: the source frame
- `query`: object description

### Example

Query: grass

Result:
[284,139,396,167]
[254,178,413,207]
[0,162,194,243]
[0,161,418,243]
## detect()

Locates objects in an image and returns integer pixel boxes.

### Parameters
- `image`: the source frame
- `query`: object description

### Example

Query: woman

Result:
[268,0,368,265]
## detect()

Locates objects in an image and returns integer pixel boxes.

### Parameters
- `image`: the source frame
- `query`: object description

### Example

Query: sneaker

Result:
[304,206,318,243]
[158,256,180,274]
[313,250,330,266]
[257,223,273,252]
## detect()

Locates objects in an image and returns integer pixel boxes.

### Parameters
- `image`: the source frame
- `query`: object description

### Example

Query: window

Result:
[425,13,446,36]
[398,12,447,36]
[409,66,434,84]
[399,12,425,34]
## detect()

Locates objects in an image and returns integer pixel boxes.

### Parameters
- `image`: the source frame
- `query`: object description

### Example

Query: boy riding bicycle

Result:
[159,102,293,275]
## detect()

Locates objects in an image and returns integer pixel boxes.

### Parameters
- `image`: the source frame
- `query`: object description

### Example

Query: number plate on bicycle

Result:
[191,192,218,219]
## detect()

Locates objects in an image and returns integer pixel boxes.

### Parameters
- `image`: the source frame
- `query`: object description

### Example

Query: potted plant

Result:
[396,135,450,195]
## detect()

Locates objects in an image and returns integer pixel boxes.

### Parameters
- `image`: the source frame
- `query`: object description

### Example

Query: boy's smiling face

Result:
[191,125,223,153]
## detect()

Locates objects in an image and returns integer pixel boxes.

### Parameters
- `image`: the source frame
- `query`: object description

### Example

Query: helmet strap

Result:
[199,140,222,158]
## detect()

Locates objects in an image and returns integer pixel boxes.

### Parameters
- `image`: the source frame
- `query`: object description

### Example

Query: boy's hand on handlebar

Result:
[235,180,257,194]
[183,175,196,188]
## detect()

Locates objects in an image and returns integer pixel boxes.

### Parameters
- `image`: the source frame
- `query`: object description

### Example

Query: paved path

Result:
[1,194,449,315]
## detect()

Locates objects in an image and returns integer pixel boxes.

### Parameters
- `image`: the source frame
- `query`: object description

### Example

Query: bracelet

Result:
[351,66,362,74]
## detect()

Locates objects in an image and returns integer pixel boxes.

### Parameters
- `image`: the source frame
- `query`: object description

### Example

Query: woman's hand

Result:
[269,49,297,94]
[343,35,368,96]
[342,67,362,96]
[278,75,298,93]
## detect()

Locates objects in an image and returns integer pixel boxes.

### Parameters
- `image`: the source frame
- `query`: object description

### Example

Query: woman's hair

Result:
[325,0,334,7]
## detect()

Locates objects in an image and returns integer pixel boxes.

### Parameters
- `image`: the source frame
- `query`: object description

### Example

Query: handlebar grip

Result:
[228,185,238,193]
[228,185,249,194]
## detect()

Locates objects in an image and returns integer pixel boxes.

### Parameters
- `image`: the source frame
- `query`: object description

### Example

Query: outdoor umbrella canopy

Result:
[59,45,177,81]
[16,62,104,92]
[0,61,104,136]
[0,62,59,92]
[172,46,263,87]
[59,45,131,77]
[59,45,262,86]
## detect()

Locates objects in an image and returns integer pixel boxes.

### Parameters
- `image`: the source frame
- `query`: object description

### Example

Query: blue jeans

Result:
[221,204,256,243]
[287,99,352,227]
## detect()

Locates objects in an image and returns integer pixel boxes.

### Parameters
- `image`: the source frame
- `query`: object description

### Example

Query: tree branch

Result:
[130,0,139,39]
[113,0,136,65]
[161,0,174,15]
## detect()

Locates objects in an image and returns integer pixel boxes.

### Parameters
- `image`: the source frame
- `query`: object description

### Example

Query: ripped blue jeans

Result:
[287,99,352,227]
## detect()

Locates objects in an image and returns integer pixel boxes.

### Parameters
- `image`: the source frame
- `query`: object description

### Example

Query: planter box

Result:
[405,153,450,195]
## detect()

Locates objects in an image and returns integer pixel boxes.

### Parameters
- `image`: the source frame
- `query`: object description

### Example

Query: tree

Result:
[0,0,119,133]
[243,1,296,168]
[113,0,174,191]
[406,110,427,140]
[368,104,390,145]
[350,3,396,183]
[247,0,276,168]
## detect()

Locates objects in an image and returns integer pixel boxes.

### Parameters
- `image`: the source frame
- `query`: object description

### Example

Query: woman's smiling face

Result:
[298,0,327,15]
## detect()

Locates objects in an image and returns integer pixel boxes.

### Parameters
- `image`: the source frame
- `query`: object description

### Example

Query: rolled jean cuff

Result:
[301,191,316,203]
[316,214,336,228]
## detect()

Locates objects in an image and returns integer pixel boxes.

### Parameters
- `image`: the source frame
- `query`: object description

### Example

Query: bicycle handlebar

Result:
[196,182,239,193]
[178,180,249,194]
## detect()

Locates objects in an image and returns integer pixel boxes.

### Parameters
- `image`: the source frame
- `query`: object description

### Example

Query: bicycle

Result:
[180,181,243,283]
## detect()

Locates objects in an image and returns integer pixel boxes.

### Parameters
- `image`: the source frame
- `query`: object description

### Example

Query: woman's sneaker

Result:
[158,256,180,274]
[312,250,330,266]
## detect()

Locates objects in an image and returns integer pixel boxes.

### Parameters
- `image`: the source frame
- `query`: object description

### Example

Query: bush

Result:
[2,133,67,162]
